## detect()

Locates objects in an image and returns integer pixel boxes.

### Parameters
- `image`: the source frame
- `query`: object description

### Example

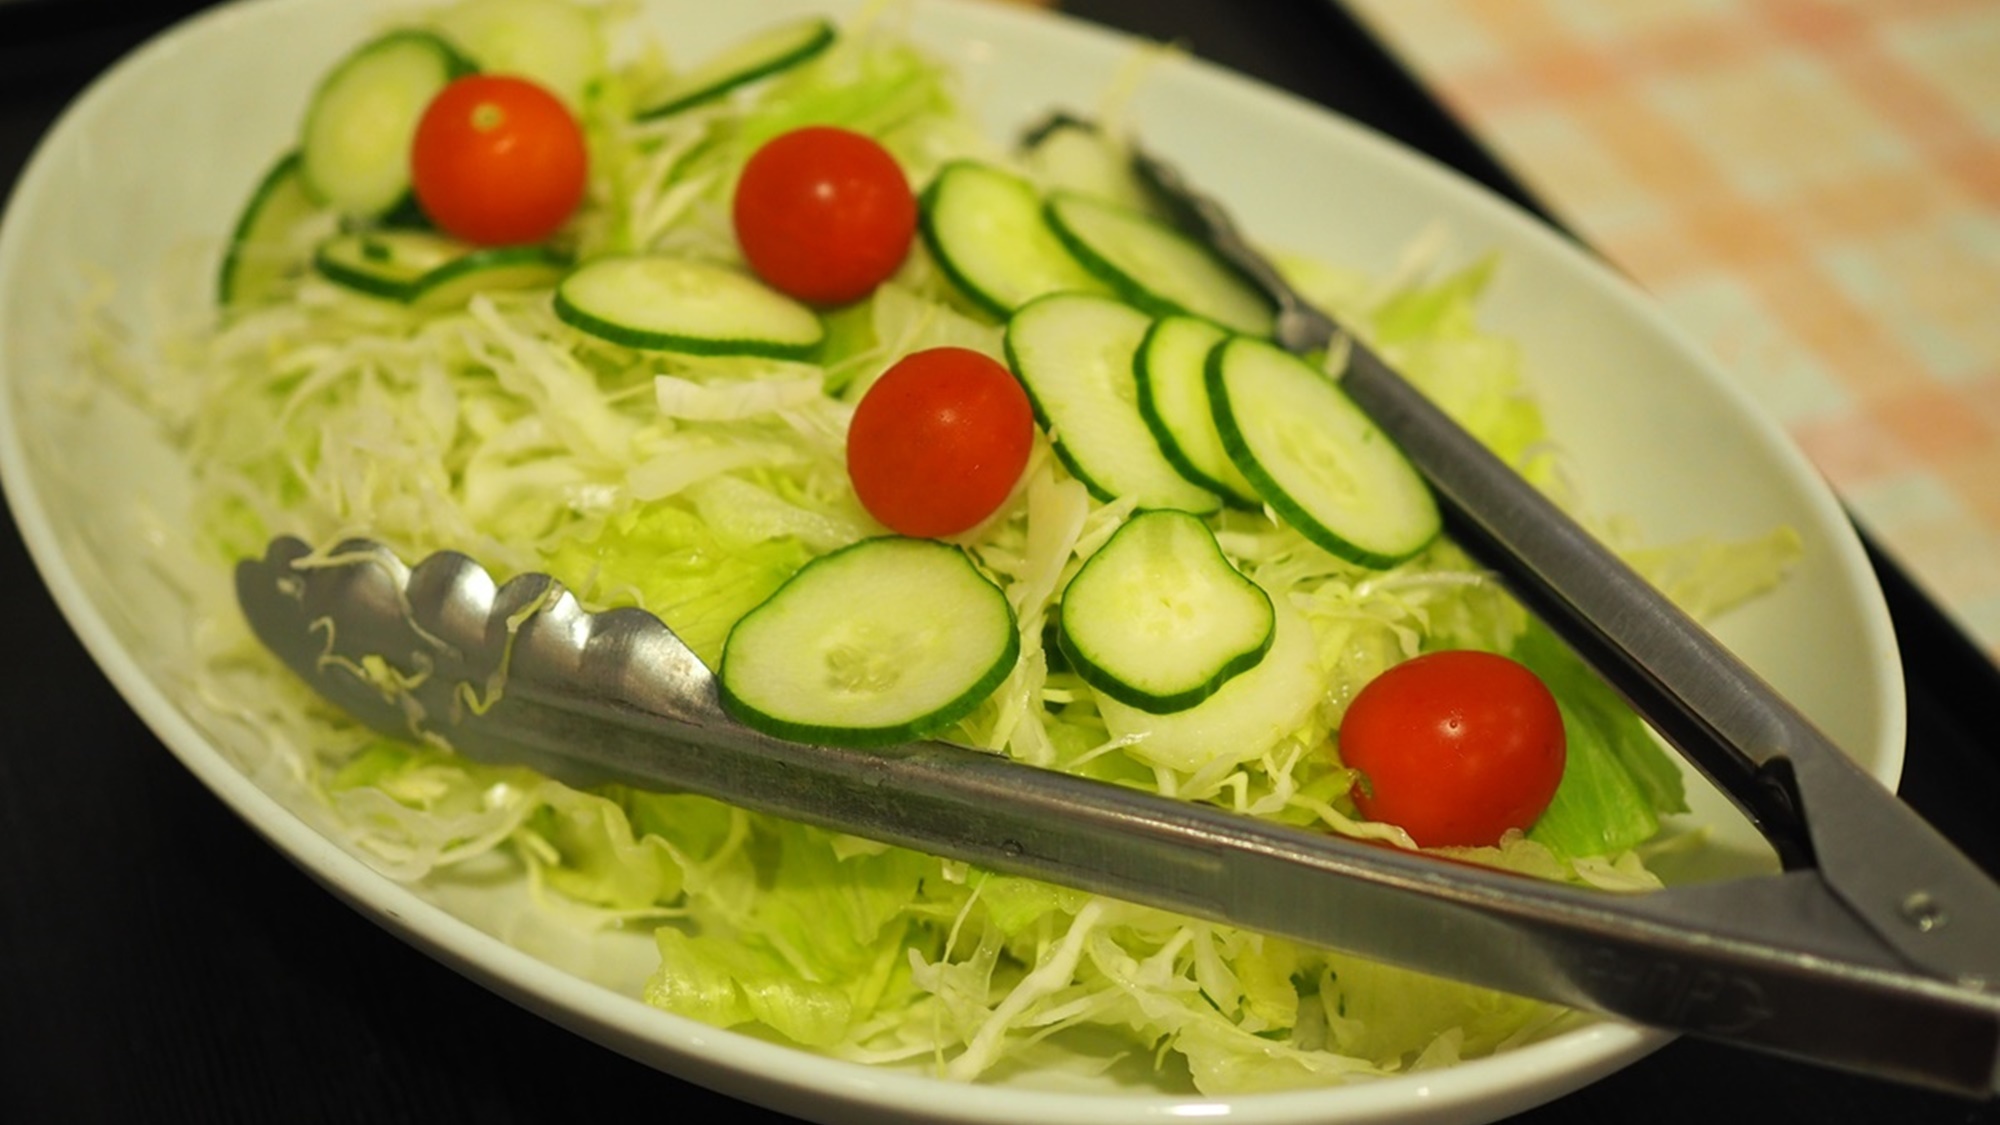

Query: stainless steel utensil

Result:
[233,122,2000,1095]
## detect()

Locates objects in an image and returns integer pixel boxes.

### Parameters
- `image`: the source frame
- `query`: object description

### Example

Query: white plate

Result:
[0,0,1905,1122]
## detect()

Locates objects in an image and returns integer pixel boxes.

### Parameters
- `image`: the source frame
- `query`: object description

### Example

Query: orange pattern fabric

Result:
[1341,0,2000,660]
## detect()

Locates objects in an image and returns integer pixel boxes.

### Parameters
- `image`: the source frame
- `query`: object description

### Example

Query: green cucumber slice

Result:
[1058,509,1274,713]
[919,160,1108,319]
[1019,116,1157,214]
[432,0,605,109]
[1209,336,1440,568]
[217,150,329,308]
[1135,315,1260,507]
[636,15,836,119]
[1096,592,1325,774]
[314,229,467,300]
[1044,190,1275,337]
[410,245,566,308]
[1003,292,1220,514]
[299,29,473,218]
[718,537,1019,748]
[553,255,824,358]
[314,230,564,306]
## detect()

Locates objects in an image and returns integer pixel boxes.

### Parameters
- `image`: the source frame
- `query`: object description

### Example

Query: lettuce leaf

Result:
[1517,622,1689,859]
[642,816,937,1048]
[542,501,812,668]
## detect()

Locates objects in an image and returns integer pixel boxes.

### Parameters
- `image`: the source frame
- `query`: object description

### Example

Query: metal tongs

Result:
[234,123,2000,1096]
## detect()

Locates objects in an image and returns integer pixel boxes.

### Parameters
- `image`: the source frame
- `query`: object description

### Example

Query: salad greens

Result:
[110,0,1806,1094]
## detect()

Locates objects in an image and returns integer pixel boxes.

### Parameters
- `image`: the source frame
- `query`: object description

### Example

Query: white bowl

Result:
[0,1,1904,1122]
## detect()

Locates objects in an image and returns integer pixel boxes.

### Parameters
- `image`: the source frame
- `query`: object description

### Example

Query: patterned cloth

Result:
[1339,0,2000,662]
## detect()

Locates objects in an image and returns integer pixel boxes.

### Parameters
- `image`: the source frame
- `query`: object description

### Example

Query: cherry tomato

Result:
[411,75,588,246]
[732,125,917,306]
[1337,649,1566,849]
[846,347,1035,538]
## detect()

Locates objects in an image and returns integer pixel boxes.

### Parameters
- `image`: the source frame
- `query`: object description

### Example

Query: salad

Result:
[101,0,1807,1095]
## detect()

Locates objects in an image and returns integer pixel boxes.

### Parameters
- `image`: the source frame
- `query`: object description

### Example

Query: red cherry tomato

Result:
[411,75,588,246]
[732,125,917,306]
[1337,650,1566,849]
[846,347,1035,538]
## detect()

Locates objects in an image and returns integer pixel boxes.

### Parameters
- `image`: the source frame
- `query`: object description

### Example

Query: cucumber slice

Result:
[314,229,466,300]
[217,150,329,308]
[1004,292,1220,514]
[1209,336,1440,568]
[1097,591,1325,774]
[553,254,825,358]
[312,229,564,306]
[919,160,1108,319]
[1059,509,1274,713]
[1044,190,1275,337]
[299,29,473,218]
[410,244,566,308]
[636,15,836,119]
[432,0,605,109]
[1135,315,1260,507]
[1019,116,1157,214]
[718,537,1019,748]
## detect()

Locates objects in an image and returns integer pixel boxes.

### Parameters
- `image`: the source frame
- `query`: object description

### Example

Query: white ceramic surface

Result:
[0,1,1905,1123]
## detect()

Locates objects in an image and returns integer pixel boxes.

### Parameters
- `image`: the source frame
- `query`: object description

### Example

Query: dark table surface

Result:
[4,1,1999,1122]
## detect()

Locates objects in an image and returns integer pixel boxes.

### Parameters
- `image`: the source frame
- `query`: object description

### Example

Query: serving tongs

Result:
[235,126,2000,1097]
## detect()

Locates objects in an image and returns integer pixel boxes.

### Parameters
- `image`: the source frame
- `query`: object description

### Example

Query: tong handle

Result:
[237,537,2000,1094]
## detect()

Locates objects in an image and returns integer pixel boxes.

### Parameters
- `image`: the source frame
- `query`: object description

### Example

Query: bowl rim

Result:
[0,0,1906,1122]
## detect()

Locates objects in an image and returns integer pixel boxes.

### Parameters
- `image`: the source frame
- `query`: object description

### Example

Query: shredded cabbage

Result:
[97,0,1804,1095]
